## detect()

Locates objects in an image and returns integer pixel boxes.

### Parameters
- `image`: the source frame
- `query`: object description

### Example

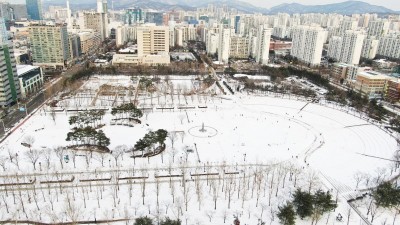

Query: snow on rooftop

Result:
[16,64,40,76]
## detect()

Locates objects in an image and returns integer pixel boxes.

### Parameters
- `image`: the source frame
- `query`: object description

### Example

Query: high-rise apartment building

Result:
[336,20,358,36]
[255,25,272,65]
[229,36,249,59]
[136,25,169,56]
[0,18,21,106]
[29,24,70,69]
[361,36,379,60]
[367,19,389,37]
[377,34,400,59]
[81,11,108,41]
[218,24,232,63]
[291,25,327,66]
[328,31,364,65]
[26,0,42,20]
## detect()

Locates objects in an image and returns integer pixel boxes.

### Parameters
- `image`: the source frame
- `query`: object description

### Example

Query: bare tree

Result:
[0,156,7,171]
[183,181,192,212]
[354,172,364,190]
[370,201,380,223]
[54,146,65,169]
[169,132,177,149]
[24,149,43,170]
[194,176,204,210]
[226,174,236,209]
[178,114,185,124]
[64,198,82,223]
[179,132,186,144]
[112,145,125,167]
[23,135,35,149]
[95,152,107,167]
[205,210,215,222]
[307,171,319,194]
[43,148,52,170]
[221,209,229,223]
[208,174,219,209]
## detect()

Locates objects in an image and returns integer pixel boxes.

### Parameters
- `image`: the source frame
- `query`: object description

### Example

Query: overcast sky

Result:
[5,0,400,11]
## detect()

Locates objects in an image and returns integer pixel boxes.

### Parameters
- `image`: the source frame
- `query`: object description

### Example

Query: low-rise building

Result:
[353,71,388,99]
[331,63,349,82]
[112,52,170,66]
[385,78,400,103]
[17,64,43,99]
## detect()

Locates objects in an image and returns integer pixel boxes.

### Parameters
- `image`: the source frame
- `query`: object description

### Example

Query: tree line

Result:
[277,188,337,225]
[111,103,143,120]
[133,129,168,157]
[258,66,390,121]
[69,110,106,128]
[66,127,110,148]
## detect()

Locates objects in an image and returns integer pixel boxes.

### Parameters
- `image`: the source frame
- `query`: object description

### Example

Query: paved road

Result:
[0,92,45,137]
[0,62,86,139]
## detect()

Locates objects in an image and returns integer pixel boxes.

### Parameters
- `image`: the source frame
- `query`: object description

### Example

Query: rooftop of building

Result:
[333,62,351,68]
[17,64,40,76]
[358,70,388,79]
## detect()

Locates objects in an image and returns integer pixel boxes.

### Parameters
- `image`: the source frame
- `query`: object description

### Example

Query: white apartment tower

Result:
[206,31,219,55]
[328,31,364,65]
[377,34,400,59]
[367,19,389,37]
[337,20,358,36]
[218,24,232,64]
[361,36,379,59]
[291,26,327,66]
[255,25,272,65]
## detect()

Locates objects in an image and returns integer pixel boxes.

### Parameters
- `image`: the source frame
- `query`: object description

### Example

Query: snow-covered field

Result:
[0,75,397,225]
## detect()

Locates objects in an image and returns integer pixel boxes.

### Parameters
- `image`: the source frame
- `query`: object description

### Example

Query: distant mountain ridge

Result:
[269,1,397,14]
[42,0,398,15]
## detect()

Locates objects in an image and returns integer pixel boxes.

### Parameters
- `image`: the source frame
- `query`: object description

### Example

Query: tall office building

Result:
[97,0,107,14]
[125,8,143,25]
[136,25,169,56]
[291,25,327,66]
[255,25,272,65]
[0,18,21,106]
[29,24,70,69]
[26,0,42,20]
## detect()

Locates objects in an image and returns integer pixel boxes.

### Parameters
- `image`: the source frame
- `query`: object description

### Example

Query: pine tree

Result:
[292,189,313,219]
[160,218,181,225]
[277,203,296,225]
[374,181,400,208]
[134,216,153,225]
[311,190,337,224]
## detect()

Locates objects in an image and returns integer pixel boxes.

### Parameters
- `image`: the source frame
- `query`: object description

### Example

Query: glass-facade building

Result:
[26,0,42,20]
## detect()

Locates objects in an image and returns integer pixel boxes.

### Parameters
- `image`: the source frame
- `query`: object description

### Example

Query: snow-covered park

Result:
[0,75,398,224]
